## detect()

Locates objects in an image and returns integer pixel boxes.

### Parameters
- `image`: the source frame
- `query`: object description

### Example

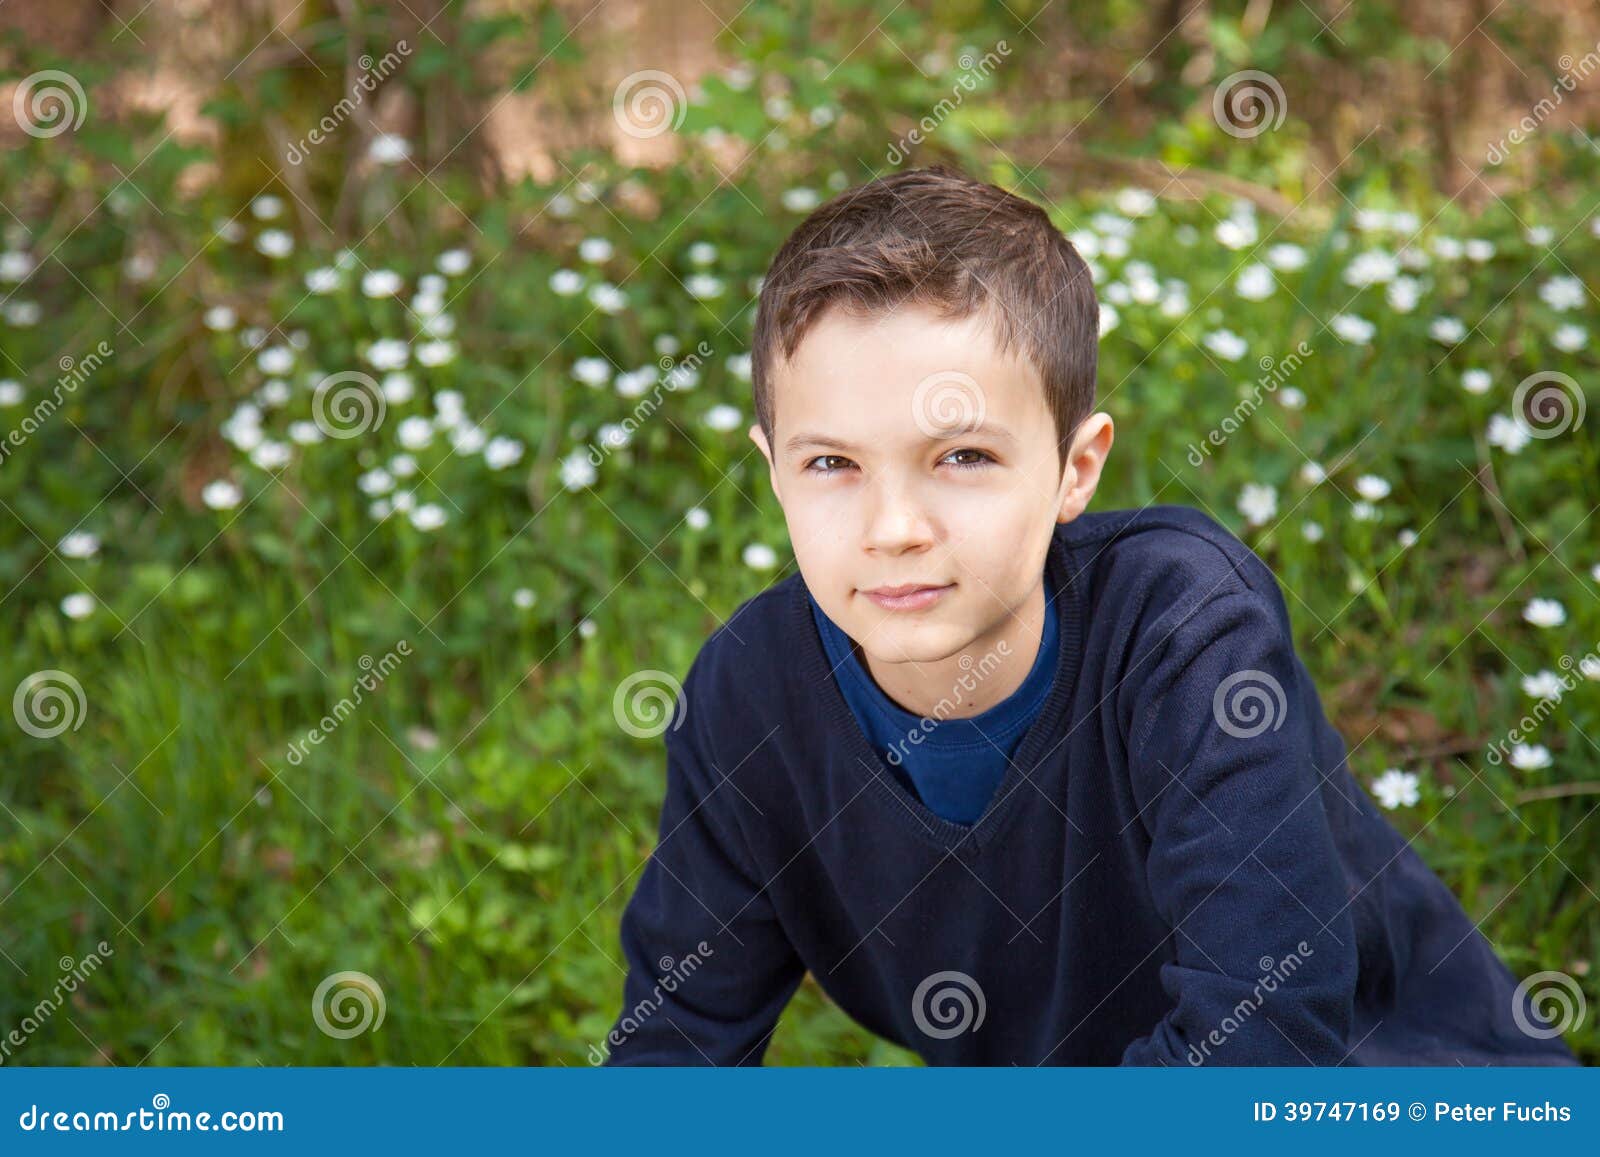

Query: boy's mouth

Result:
[859,583,954,612]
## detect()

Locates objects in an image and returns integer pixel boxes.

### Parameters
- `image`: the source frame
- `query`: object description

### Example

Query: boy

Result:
[601,166,1580,1066]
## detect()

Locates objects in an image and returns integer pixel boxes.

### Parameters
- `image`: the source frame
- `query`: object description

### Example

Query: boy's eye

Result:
[804,454,856,475]
[942,448,993,470]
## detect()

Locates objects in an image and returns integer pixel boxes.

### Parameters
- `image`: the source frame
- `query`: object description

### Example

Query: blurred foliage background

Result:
[1,0,1597,1065]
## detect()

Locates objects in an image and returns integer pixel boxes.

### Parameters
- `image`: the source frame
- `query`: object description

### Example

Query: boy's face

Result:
[749,300,1112,668]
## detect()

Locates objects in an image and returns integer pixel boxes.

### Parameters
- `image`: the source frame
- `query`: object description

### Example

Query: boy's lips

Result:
[859,582,954,612]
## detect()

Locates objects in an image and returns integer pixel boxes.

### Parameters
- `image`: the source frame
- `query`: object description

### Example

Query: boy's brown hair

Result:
[751,164,1098,478]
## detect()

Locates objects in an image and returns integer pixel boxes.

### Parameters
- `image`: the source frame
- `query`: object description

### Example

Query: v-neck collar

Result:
[790,526,1083,856]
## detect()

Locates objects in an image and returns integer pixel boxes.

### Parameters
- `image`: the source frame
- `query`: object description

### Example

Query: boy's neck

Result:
[856,576,1047,720]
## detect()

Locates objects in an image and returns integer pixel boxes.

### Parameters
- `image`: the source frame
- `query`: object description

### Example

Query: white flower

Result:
[573,357,612,387]
[1203,329,1247,361]
[1098,302,1119,337]
[288,420,323,445]
[1344,250,1399,287]
[389,453,418,478]
[382,372,415,404]
[615,367,654,397]
[203,305,237,331]
[1581,655,1600,681]
[368,133,411,165]
[1486,412,1532,454]
[1354,473,1391,501]
[418,273,446,296]
[587,282,626,314]
[561,449,598,490]
[391,490,416,513]
[665,363,699,390]
[4,300,40,327]
[687,241,718,265]
[202,479,242,509]
[1237,482,1277,527]
[578,618,597,639]
[1278,386,1306,409]
[726,352,753,382]
[368,498,392,521]
[1301,520,1325,542]
[1068,230,1100,259]
[1115,187,1156,217]
[704,404,741,432]
[1371,768,1420,810]
[742,542,779,570]
[362,269,403,298]
[1214,217,1257,250]
[1464,238,1495,262]
[1553,324,1588,351]
[654,334,681,356]
[1525,225,1554,247]
[366,338,410,371]
[250,194,283,220]
[1521,670,1565,700]
[1300,461,1327,485]
[60,592,96,620]
[436,248,471,276]
[1508,744,1552,771]
[598,423,630,450]
[1265,243,1307,271]
[415,340,456,367]
[254,229,293,258]
[512,587,537,609]
[1101,235,1130,260]
[1593,562,1600,584]
[1523,598,1566,628]
[549,269,583,296]
[1330,313,1375,345]
[1432,236,1464,260]
[484,436,524,470]
[1351,501,1378,521]
[1539,275,1584,312]
[1460,368,1491,395]
[686,273,724,300]
[249,440,292,470]
[450,424,487,455]
[397,416,435,450]
[305,267,341,295]
[0,250,36,281]
[1429,316,1466,344]
[1385,276,1421,313]
[408,503,447,531]
[257,345,294,375]
[0,379,24,406]
[578,237,614,264]
[358,468,395,495]
[58,531,100,558]
[258,379,292,407]
[1235,263,1275,300]
[685,506,710,531]
[781,187,820,213]
[433,389,464,421]
[1159,282,1190,318]
[1396,528,1418,548]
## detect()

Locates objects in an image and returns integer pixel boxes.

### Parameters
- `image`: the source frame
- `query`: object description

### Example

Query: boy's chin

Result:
[855,620,975,666]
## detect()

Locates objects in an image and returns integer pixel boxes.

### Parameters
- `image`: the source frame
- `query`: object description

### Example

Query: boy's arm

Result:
[1117,582,1360,1066]
[603,674,805,1065]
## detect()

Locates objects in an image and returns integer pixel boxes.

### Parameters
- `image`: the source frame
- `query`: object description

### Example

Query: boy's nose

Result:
[860,478,936,554]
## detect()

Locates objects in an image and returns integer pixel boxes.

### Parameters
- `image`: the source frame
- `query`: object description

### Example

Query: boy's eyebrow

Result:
[783,423,1017,455]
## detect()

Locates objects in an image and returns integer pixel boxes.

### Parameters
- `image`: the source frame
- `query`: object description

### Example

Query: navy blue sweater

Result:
[604,505,1580,1066]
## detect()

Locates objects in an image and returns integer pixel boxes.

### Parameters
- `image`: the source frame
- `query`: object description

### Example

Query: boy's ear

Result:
[1056,412,1114,523]
[748,423,783,507]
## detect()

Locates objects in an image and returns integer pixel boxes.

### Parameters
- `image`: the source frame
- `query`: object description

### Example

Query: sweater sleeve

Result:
[1118,583,1359,1066]
[603,669,805,1065]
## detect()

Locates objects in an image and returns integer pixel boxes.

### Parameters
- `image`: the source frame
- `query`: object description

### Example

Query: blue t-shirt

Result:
[808,569,1059,825]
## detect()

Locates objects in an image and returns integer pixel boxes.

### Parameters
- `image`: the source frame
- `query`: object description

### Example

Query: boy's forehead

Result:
[772,302,1044,442]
